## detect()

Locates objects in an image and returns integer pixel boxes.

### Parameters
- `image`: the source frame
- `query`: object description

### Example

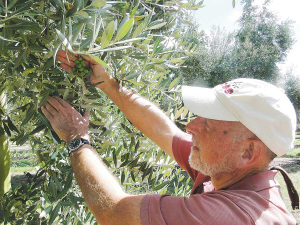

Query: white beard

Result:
[188,146,235,177]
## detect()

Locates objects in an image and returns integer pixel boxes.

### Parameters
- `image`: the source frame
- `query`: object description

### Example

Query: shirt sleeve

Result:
[140,193,253,225]
[172,132,199,181]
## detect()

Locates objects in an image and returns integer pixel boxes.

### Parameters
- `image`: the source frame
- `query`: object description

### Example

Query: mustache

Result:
[192,136,200,148]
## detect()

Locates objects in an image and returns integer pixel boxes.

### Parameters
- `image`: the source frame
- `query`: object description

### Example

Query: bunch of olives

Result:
[72,56,89,77]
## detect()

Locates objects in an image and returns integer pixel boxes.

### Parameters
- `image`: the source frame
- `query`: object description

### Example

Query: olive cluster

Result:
[72,56,89,77]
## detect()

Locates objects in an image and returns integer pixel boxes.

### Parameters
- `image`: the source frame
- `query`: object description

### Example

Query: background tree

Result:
[0,0,202,223]
[178,0,295,87]
[281,69,300,127]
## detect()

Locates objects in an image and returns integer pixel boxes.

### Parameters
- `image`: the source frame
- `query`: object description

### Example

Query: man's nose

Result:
[186,116,206,134]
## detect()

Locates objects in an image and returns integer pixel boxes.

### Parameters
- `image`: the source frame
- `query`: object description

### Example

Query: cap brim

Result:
[182,86,238,121]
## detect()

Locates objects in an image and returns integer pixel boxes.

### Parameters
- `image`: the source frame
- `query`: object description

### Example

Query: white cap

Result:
[182,78,297,157]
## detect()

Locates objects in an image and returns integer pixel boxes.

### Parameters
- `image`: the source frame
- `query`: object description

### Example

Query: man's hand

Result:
[56,50,110,86]
[41,96,90,144]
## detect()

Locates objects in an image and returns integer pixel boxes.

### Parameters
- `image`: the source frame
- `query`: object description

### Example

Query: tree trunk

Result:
[0,92,11,196]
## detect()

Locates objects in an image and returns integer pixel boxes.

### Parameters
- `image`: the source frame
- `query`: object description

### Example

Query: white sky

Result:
[193,0,300,76]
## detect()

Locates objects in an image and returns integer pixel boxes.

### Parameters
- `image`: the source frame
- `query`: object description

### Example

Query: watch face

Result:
[68,138,81,150]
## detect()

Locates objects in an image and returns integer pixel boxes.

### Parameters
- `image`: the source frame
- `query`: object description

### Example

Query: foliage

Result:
[281,70,300,124]
[178,0,295,87]
[0,0,203,223]
[235,0,295,83]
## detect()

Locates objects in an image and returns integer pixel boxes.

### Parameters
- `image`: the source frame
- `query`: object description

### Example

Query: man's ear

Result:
[237,139,263,168]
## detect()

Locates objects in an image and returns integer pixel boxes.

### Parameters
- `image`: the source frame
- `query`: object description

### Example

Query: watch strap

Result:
[68,138,91,154]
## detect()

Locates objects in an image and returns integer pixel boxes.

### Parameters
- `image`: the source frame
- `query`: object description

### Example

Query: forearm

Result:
[96,74,180,158]
[70,144,125,223]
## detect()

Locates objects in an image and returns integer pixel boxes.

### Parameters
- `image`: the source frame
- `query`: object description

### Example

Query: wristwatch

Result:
[67,138,91,154]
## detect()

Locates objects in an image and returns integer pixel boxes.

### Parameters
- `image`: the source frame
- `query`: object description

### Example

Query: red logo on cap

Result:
[222,83,234,94]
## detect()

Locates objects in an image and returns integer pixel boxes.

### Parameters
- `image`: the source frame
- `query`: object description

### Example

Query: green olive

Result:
[76,64,82,68]
[84,69,89,73]
[81,60,85,65]
[79,68,84,72]
[78,57,83,61]
[72,67,76,72]
[75,60,80,64]
[79,72,85,77]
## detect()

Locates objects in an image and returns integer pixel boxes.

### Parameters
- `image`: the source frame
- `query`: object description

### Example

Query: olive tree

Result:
[0,0,202,223]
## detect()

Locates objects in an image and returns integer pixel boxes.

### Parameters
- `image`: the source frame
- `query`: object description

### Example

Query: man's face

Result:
[186,117,247,177]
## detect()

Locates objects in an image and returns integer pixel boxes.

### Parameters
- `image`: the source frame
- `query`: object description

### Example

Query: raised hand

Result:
[56,50,110,86]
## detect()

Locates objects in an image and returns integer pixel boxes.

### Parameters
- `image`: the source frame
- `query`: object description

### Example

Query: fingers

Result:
[57,50,77,61]
[60,63,74,73]
[57,50,78,73]
[41,106,53,120]
[57,55,76,67]
[52,96,71,108]
[44,101,59,116]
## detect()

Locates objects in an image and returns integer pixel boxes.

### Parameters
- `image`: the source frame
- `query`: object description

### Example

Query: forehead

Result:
[206,118,244,131]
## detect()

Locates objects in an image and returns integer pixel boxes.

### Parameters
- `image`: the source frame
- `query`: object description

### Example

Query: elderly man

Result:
[41,50,298,224]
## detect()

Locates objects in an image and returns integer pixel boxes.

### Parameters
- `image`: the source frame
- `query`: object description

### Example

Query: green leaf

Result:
[90,0,106,7]
[56,172,73,200]
[7,116,19,134]
[49,179,57,199]
[169,58,185,64]
[2,122,11,137]
[50,130,61,144]
[101,20,115,48]
[30,124,46,135]
[10,0,33,16]
[56,29,73,52]
[14,50,25,68]
[76,10,89,18]
[232,0,235,8]
[5,23,42,32]
[153,36,162,51]
[87,54,110,69]
[53,174,63,192]
[121,170,125,184]
[125,72,139,80]
[174,106,185,120]
[132,22,144,38]
[40,205,53,218]
[113,149,117,167]
[153,181,170,191]
[22,68,36,76]
[121,124,132,133]
[21,110,36,126]
[49,203,61,225]
[0,35,19,43]
[7,0,18,9]
[38,112,53,130]
[147,22,166,30]
[0,126,4,136]
[168,77,179,90]
[115,18,134,41]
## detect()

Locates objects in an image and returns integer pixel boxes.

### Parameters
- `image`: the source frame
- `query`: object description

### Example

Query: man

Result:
[41,50,298,224]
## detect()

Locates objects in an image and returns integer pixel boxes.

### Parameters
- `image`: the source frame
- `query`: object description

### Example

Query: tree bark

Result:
[0,92,11,196]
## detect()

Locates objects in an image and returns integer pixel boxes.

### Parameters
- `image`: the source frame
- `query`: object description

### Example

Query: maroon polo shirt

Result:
[140,132,296,225]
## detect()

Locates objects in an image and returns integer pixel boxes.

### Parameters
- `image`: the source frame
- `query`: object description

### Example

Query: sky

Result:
[193,0,300,77]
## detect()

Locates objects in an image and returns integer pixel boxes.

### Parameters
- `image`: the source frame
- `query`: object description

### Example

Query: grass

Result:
[10,148,37,174]
[275,170,300,222]
[285,146,300,158]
